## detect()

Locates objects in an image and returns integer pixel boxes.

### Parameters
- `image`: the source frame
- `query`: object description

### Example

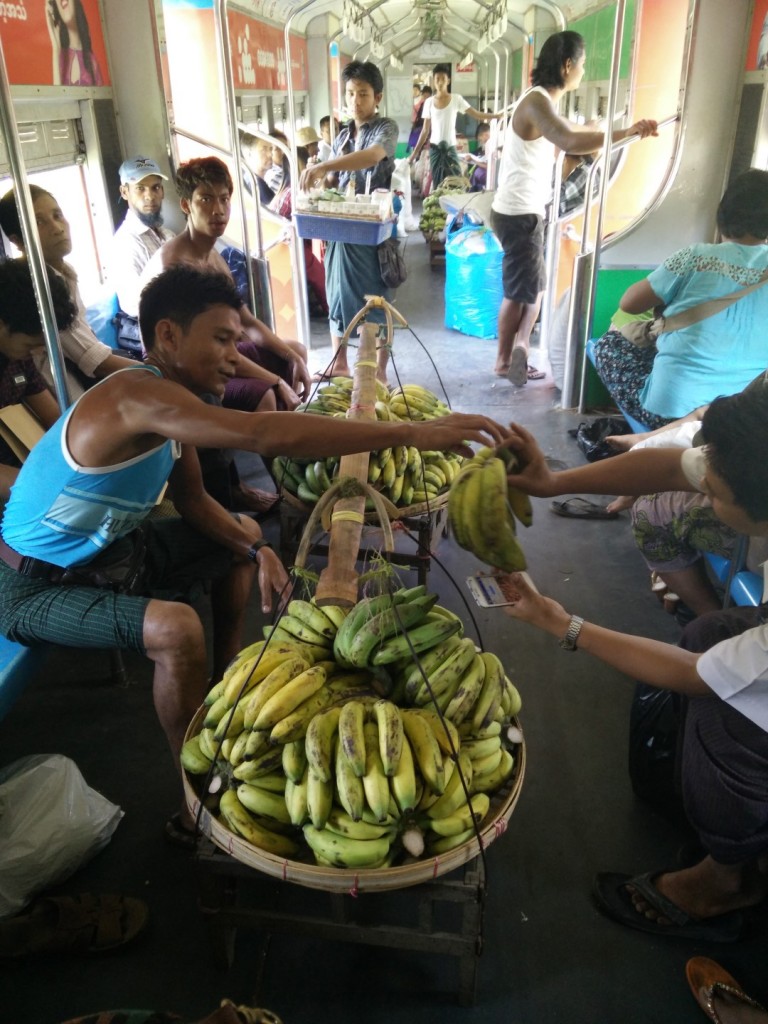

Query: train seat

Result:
[0,637,47,723]
[584,338,653,433]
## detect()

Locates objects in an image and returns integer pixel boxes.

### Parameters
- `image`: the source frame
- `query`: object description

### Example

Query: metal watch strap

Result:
[558,614,584,651]
[247,539,272,561]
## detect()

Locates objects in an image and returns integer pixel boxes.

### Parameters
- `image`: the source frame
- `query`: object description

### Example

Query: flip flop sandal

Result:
[0,893,149,956]
[527,365,546,381]
[507,348,528,387]
[550,497,619,520]
[685,956,767,1023]
[592,872,744,943]
[164,812,199,850]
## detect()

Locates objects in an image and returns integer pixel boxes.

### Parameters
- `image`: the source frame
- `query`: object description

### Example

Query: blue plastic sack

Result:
[85,290,119,349]
[444,219,503,339]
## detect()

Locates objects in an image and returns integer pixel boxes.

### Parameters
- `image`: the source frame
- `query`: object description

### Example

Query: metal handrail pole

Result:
[0,39,71,410]
[539,149,565,366]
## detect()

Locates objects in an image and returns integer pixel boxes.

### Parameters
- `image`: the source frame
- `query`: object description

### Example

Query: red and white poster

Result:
[228,7,308,92]
[747,0,768,70]
[0,0,111,87]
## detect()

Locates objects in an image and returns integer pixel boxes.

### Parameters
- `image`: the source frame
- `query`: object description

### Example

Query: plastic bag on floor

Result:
[444,218,503,339]
[0,754,123,918]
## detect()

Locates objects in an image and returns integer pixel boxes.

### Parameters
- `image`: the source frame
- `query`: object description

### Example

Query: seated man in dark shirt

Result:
[0,258,76,501]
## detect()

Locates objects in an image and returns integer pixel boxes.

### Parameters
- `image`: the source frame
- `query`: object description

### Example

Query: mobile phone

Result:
[465,572,537,608]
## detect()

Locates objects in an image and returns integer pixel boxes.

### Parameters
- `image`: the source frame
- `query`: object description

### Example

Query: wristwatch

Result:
[558,614,584,651]
[247,538,272,562]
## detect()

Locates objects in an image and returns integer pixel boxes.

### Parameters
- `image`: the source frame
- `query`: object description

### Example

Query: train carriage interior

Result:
[1,0,768,1021]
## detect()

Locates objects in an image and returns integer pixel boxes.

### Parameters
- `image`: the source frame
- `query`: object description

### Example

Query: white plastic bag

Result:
[0,754,123,918]
[391,157,418,235]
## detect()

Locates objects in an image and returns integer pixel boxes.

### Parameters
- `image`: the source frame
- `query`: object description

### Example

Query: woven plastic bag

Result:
[0,754,123,918]
[444,218,503,340]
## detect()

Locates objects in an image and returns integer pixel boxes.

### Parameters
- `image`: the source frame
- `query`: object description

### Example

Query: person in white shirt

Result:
[109,156,175,322]
[0,185,135,401]
[494,384,768,943]
[490,31,656,387]
[408,63,501,189]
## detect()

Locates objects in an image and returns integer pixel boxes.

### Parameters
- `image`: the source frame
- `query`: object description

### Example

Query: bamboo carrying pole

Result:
[314,321,379,607]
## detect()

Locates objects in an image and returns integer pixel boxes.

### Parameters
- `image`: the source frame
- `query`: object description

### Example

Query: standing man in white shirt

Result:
[109,156,175,350]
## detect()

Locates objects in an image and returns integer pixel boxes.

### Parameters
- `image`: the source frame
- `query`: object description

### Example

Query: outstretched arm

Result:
[500,422,694,497]
[497,572,709,695]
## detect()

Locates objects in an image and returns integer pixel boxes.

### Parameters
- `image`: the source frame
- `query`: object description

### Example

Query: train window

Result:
[0,163,103,306]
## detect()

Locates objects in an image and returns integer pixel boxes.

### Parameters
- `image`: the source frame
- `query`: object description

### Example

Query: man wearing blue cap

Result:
[109,156,176,328]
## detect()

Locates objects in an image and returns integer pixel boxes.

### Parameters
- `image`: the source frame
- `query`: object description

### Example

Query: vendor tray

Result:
[183,704,525,893]
[294,211,395,245]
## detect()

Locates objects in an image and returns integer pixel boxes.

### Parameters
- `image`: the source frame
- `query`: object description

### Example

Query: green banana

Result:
[180,735,213,775]
[425,826,476,854]
[232,746,284,781]
[413,636,477,706]
[344,594,438,669]
[277,614,332,649]
[427,793,490,837]
[197,727,219,762]
[402,635,464,703]
[470,747,515,794]
[286,599,337,641]
[325,807,394,841]
[371,614,461,666]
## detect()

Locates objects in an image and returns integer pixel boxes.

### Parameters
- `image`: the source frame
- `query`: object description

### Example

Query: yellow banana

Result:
[244,728,271,761]
[197,727,219,762]
[218,790,298,857]
[425,826,476,854]
[325,807,394,841]
[222,642,299,707]
[213,700,247,742]
[285,766,310,827]
[306,767,334,828]
[362,721,391,823]
[471,652,505,731]
[305,705,342,782]
[402,710,446,794]
[338,699,367,777]
[469,745,503,777]
[444,653,487,726]
[302,825,391,868]
[281,738,308,783]
[286,600,338,641]
[335,732,366,820]
[470,747,515,794]
[232,747,284,782]
[253,665,327,731]
[426,752,473,819]
[408,707,460,757]
[242,655,310,729]
[373,699,403,776]
[269,684,335,744]
[276,614,333,650]
[389,732,417,812]
[228,728,252,767]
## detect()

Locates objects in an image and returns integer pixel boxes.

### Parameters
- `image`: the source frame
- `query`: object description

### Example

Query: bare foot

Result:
[605,433,639,452]
[231,484,279,516]
[494,362,510,377]
[606,495,635,513]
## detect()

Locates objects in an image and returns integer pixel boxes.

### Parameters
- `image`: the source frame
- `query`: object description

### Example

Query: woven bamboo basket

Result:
[183,704,526,893]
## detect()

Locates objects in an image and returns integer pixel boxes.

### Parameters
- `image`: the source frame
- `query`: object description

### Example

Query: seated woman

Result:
[592,169,768,430]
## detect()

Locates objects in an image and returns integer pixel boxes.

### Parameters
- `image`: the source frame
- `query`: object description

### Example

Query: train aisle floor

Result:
[2,230,767,1024]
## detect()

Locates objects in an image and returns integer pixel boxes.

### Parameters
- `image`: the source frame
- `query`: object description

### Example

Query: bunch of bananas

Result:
[447,446,532,572]
[181,586,521,869]
[275,381,465,509]
[332,585,462,671]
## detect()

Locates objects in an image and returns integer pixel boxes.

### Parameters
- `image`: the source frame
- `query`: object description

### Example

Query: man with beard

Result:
[109,156,176,346]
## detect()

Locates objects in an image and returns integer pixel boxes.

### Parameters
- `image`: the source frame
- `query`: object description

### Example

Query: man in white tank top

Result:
[490,31,657,386]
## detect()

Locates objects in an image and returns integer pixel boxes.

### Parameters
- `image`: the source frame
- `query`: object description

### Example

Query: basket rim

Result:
[184,705,525,893]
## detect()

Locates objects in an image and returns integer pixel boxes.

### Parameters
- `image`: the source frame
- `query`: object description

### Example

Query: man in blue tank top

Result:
[0,264,505,844]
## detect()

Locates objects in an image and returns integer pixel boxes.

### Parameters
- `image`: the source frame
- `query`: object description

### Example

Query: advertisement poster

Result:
[747,0,768,70]
[228,7,308,92]
[0,0,111,87]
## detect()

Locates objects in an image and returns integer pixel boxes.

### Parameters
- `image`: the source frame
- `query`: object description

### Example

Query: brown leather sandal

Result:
[686,957,767,1023]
